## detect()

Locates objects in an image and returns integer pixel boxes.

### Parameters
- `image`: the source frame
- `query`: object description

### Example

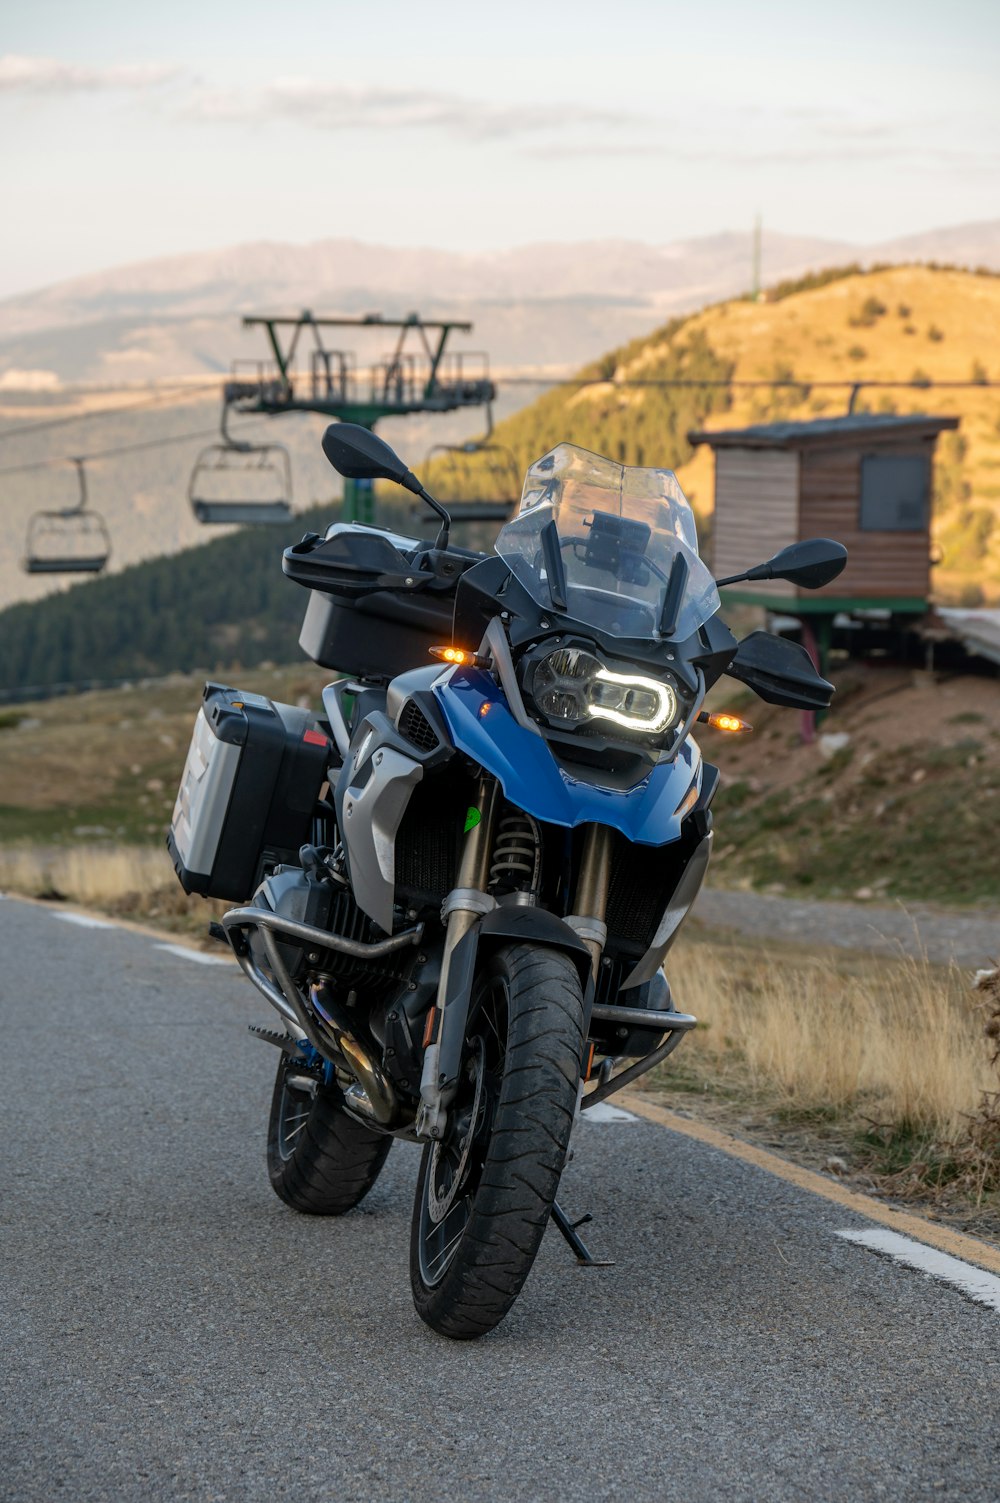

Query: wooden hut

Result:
[688,414,959,616]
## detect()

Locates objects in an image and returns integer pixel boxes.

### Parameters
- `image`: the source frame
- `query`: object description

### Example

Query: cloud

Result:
[525,132,1000,171]
[0,54,180,93]
[186,77,639,140]
[524,142,670,160]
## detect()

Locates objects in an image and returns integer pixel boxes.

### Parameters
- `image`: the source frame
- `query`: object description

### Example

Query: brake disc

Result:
[426,1037,486,1226]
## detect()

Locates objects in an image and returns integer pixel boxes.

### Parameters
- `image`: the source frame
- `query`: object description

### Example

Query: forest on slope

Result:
[0,506,330,694]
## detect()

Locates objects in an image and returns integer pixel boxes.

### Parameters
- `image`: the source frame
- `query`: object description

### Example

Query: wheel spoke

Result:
[423,1200,470,1279]
[277,1081,317,1161]
[416,980,510,1288]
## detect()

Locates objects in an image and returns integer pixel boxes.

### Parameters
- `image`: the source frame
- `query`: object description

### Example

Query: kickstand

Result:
[551,1201,615,1267]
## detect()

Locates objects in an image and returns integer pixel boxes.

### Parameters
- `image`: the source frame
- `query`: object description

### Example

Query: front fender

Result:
[437,905,593,1098]
[433,666,699,846]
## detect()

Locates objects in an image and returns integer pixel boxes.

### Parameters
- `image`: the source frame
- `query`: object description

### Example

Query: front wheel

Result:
[409,943,585,1340]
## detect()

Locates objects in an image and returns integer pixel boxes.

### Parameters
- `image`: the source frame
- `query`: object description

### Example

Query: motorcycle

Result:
[168,425,846,1339]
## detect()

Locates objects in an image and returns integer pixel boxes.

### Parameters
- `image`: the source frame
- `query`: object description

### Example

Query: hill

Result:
[468,263,1000,605]
[5,220,1000,387]
[0,230,847,385]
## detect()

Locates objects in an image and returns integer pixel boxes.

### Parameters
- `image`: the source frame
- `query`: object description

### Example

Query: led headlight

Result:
[530,648,678,735]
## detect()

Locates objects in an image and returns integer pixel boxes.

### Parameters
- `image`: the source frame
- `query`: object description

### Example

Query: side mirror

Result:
[717,537,847,591]
[321,422,451,547]
[321,423,412,486]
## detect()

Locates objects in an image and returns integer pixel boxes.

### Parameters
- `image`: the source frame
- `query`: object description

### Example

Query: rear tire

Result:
[409,943,585,1340]
[266,1057,391,1216]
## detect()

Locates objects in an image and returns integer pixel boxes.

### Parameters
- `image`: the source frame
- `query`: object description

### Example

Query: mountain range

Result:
[3,220,1000,385]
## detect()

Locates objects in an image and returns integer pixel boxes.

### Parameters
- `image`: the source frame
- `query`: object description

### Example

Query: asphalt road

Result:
[698,887,999,969]
[2,896,998,1503]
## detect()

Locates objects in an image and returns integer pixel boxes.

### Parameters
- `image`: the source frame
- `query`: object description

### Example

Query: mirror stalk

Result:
[716,538,847,592]
[716,563,772,587]
[403,473,451,551]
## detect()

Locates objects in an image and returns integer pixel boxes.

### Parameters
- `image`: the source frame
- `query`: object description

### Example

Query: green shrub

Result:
[850,295,888,327]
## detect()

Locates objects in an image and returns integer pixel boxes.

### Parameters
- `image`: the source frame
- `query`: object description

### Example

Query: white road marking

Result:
[837,1228,1000,1313]
[53,912,116,930]
[581,1101,638,1124]
[154,943,231,967]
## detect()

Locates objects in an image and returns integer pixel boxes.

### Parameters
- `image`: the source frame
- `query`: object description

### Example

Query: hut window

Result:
[859,454,930,532]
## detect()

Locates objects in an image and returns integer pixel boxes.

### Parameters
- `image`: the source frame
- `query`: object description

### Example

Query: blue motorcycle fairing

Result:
[432,666,700,846]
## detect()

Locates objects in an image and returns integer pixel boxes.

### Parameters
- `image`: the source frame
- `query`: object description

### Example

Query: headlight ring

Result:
[528,646,679,736]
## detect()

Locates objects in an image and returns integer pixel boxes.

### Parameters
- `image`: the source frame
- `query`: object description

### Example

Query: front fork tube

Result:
[417,812,612,1139]
[417,779,501,1139]
[567,824,613,981]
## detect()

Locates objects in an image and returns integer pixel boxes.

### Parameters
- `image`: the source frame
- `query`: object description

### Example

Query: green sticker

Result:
[464,807,481,834]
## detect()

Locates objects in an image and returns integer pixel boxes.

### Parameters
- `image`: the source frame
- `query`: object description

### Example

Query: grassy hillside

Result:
[703,660,1000,906]
[431,264,1000,605]
[0,656,996,906]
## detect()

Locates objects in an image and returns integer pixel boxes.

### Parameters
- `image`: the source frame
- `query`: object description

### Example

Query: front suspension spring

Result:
[489,810,541,896]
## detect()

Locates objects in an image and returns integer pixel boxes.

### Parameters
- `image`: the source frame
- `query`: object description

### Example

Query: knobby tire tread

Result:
[410,943,584,1339]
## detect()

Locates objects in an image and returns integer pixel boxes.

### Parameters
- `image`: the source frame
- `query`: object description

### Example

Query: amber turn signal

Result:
[429,645,474,666]
[698,710,753,734]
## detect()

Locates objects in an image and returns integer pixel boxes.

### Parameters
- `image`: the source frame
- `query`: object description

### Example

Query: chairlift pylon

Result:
[22,458,112,576]
[188,402,293,526]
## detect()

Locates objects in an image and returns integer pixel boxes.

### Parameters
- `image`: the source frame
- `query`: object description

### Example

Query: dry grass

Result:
[3,834,996,1198]
[667,938,995,1141]
[0,842,172,903]
[0,841,222,940]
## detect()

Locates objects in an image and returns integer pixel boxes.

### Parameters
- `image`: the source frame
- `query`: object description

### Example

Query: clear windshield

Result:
[495,444,720,640]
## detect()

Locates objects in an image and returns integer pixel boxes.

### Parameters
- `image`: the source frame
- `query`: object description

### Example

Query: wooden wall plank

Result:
[713,448,799,596]
[799,439,933,599]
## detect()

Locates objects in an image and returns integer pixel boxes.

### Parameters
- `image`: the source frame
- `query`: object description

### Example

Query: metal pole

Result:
[752,215,762,300]
[570,824,614,977]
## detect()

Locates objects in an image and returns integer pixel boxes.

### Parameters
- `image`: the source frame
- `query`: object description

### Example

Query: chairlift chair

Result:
[418,438,522,527]
[188,402,294,526]
[22,459,111,575]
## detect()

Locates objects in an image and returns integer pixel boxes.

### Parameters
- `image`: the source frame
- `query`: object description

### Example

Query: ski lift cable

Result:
[2,371,992,483]
[0,414,272,479]
[0,381,211,444]
[498,375,1000,390]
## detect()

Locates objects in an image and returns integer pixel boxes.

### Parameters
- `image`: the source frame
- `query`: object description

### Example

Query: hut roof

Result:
[688,413,959,451]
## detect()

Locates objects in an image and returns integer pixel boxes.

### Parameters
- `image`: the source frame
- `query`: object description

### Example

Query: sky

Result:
[1,0,998,298]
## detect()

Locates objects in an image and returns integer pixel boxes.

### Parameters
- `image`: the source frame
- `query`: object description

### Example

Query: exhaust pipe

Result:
[309,982,398,1127]
[228,919,400,1128]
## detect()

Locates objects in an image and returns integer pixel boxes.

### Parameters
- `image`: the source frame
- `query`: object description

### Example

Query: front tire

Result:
[267,1057,391,1215]
[409,943,585,1340]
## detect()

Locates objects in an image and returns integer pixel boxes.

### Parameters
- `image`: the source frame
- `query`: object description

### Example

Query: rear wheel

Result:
[266,1056,391,1215]
[409,943,585,1340]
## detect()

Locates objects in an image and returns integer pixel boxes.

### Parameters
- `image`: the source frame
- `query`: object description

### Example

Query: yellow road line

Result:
[620,1091,1000,1277]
